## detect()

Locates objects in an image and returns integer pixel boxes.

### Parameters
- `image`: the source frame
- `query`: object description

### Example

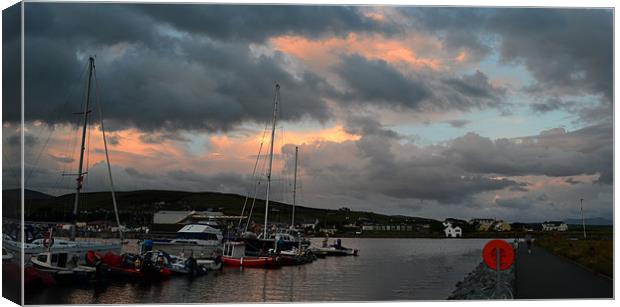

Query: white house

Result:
[542,221,568,231]
[443,222,462,238]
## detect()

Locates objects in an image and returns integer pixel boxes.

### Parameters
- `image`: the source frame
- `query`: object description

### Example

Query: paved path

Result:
[515,244,613,299]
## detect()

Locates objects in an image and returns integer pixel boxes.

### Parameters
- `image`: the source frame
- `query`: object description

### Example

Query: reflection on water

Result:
[25,238,489,304]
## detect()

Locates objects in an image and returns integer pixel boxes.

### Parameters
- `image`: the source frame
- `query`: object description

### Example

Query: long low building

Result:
[362,225,415,231]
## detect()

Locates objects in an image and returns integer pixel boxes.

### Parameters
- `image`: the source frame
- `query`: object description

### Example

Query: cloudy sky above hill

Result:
[2,4,613,221]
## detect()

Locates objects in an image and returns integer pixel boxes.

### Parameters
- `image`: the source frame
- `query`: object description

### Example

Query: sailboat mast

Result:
[71,56,94,241]
[291,146,298,228]
[264,83,279,238]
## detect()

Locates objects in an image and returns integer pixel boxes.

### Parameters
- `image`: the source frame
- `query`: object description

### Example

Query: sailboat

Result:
[4,57,123,261]
[222,84,283,268]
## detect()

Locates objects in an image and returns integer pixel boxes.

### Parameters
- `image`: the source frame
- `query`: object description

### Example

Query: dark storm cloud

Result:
[136,4,391,42]
[19,3,371,131]
[343,115,400,139]
[2,3,21,122]
[406,7,492,62]
[495,196,533,210]
[491,9,613,101]
[292,122,611,206]
[333,55,505,112]
[294,121,523,204]
[333,54,431,109]
[445,124,612,182]
[406,7,613,102]
[442,70,505,100]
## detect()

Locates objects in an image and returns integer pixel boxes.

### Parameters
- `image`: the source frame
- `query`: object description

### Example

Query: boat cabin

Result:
[32,252,82,270]
[223,242,246,258]
[176,224,223,242]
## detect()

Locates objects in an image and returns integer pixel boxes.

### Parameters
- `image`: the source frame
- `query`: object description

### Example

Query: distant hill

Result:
[20,189,442,228]
[564,217,613,226]
[3,188,54,201]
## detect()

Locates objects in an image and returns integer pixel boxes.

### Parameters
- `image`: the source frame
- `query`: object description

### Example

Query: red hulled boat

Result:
[221,242,280,268]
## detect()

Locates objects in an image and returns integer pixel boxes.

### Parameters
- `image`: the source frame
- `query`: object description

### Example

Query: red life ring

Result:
[43,237,55,248]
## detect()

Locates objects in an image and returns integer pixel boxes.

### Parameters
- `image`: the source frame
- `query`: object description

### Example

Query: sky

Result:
[2,4,613,222]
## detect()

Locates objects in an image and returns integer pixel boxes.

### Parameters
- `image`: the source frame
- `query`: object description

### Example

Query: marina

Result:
[23,238,487,304]
[2,3,614,304]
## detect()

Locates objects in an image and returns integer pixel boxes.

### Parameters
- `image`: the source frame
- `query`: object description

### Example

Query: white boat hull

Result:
[4,239,122,263]
[151,241,220,259]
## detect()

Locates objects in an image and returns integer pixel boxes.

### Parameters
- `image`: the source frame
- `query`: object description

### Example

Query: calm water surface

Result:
[26,238,489,304]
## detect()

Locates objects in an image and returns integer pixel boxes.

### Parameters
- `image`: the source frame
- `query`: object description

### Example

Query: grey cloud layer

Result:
[406,7,612,102]
[289,121,611,207]
[333,55,506,112]
[12,5,611,132]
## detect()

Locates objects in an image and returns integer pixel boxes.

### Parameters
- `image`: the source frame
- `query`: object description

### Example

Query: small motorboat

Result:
[221,242,280,268]
[143,250,209,277]
[310,239,359,256]
[278,247,316,265]
[85,251,172,281]
[31,251,98,283]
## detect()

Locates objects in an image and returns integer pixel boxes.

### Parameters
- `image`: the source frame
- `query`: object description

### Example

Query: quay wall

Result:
[448,262,515,300]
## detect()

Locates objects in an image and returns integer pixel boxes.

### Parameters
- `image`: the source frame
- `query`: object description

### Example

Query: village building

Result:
[443,221,462,238]
[542,221,568,231]
[493,220,512,232]
[469,218,496,231]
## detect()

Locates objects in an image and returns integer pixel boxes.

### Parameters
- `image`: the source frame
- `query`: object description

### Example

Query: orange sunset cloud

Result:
[209,124,360,161]
[271,33,444,72]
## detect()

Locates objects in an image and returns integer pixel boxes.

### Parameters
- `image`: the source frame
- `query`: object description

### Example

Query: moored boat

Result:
[142,250,209,277]
[310,239,359,256]
[221,242,280,268]
[85,251,172,281]
[31,251,99,284]
[149,224,223,259]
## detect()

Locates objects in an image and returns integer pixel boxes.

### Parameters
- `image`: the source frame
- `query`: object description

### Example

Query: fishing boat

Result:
[30,251,98,283]
[221,241,280,268]
[149,224,223,259]
[6,57,123,261]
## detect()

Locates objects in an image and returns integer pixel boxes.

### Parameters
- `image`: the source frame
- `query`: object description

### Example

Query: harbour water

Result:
[25,238,489,304]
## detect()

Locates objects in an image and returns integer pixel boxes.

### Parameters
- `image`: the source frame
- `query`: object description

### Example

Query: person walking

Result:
[513,237,519,251]
[525,233,533,254]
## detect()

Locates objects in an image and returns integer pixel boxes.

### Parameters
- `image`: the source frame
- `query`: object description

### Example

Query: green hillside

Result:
[20,189,438,229]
